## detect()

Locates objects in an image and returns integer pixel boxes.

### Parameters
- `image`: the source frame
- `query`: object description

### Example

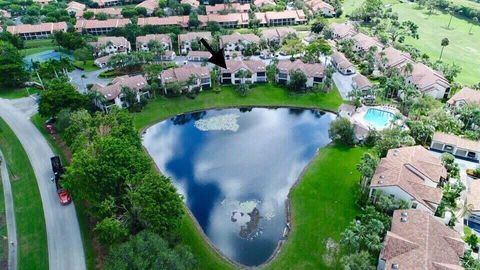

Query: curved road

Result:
[1,150,18,270]
[0,98,85,270]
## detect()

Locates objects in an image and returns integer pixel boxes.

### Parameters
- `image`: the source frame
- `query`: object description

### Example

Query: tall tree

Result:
[439,37,449,60]
[0,41,28,88]
[38,79,90,117]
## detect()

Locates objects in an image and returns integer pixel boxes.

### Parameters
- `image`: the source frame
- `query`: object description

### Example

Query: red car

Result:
[57,189,72,205]
[45,124,56,135]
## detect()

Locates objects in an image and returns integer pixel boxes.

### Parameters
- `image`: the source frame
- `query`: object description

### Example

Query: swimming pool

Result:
[363,108,395,129]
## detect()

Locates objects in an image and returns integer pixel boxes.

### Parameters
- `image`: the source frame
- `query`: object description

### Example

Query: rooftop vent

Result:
[401,212,408,217]
[378,180,384,184]
[380,175,385,179]
[400,217,408,223]
[392,264,399,270]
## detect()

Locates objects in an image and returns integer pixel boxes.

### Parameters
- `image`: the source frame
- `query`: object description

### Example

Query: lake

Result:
[142,107,335,266]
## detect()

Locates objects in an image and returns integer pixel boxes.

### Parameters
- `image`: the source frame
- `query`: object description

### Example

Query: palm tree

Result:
[469,17,478,35]
[439,37,449,60]
[236,69,252,85]
[445,8,454,30]
[459,200,474,227]
[403,62,414,76]
[186,74,198,92]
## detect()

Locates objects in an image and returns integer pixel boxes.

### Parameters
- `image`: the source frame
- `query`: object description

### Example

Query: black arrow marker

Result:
[200,38,227,69]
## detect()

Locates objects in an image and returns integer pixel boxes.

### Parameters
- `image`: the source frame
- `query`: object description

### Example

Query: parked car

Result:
[50,156,71,206]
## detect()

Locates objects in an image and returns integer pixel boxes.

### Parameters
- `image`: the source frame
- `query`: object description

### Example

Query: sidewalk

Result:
[0,150,17,270]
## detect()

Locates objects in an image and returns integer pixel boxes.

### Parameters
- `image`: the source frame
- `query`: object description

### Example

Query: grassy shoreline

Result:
[0,118,48,270]
[133,85,365,269]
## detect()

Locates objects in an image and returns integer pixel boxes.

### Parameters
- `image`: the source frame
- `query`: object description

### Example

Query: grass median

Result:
[0,118,48,270]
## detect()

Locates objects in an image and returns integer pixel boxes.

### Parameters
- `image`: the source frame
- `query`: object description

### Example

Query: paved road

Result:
[68,68,112,93]
[0,98,86,270]
[1,150,18,270]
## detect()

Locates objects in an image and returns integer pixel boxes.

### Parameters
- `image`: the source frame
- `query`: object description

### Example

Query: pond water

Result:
[142,107,335,266]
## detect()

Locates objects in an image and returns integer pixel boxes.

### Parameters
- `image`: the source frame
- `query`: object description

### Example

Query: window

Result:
[257,72,266,77]
[412,202,418,209]
[278,73,288,79]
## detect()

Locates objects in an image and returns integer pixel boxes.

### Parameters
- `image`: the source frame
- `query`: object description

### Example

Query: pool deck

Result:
[350,105,401,131]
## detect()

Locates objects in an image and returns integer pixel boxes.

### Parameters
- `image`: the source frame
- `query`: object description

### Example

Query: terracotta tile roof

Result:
[408,63,450,92]
[94,54,112,65]
[370,146,447,211]
[380,209,464,270]
[220,32,261,45]
[180,0,199,7]
[160,65,210,84]
[93,75,148,100]
[137,16,189,27]
[0,9,11,18]
[253,0,276,6]
[352,32,384,51]
[136,34,171,46]
[331,51,353,69]
[67,1,86,12]
[75,18,130,30]
[136,0,159,12]
[206,3,250,14]
[262,27,296,41]
[329,22,357,39]
[378,47,413,69]
[263,10,306,21]
[432,132,480,152]
[277,59,324,78]
[220,59,266,73]
[178,31,212,43]
[7,22,68,34]
[91,36,130,48]
[207,13,250,24]
[447,87,480,106]
[352,74,372,90]
[305,0,335,12]
[86,7,122,17]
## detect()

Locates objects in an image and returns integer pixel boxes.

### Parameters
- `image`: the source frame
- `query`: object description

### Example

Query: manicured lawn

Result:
[0,176,6,266]
[133,85,364,269]
[264,146,364,269]
[133,84,343,129]
[0,88,38,99]
[389,2,480,85]
[74,60,99,72]
[0,118,48,270]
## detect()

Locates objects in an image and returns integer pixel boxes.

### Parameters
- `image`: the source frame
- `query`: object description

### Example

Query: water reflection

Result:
[142,108,335,266]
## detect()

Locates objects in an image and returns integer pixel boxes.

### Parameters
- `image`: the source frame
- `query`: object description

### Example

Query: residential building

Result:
[447,87,480,108]
[351,74,372,93]
[329,22,357,40]
[94,54,112,68]
[92,75,150,112]
[430,132,480,162]
[160,65,211,90]
[137,16,190,28]
[0,9,11,18]
[378,209,464,270]
[66,1,86,17]
[75,19,130,34]
[253,0,276,7]
[403,63,450,99]
[178,32,212,54]
[331,51,355,75]
[187,51,211,62]
[203,13,250,28]
[261,27,296,44]
[136,0,159,15]
[86,7,123,18]
[181,0,199,8]
[305,0,336,17]
[220,32,261,55]
[136,34,172,51]
[91,0,129,7]
[206,3,250,14]
[351,32,384,52]
[158,50,176,61]
[7,22,68,40]
[259,10,307,26]
[376,46,413,71]
[90,36,131,57]
[369,146,447,214]
[466,180,480,225]
[276,60,325,88]
[219,60,267,84]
